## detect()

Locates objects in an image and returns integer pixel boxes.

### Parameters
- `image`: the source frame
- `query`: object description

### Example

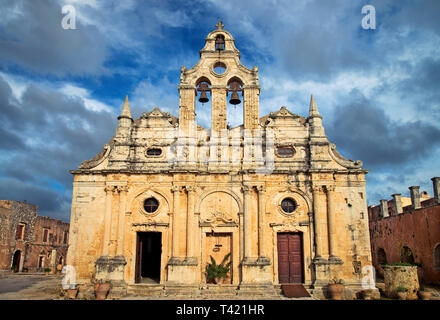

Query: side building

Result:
[0,200,70,273]
[368,177,440,284]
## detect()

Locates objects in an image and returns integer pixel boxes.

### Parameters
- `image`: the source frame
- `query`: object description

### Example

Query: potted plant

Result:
[328,279,345,300]
[95,280,111,300]
[44,268,51,275]
[361,289,375,300]
[396,286,408,300]
[418,285,431,300]
[205,253,231,284]
[66,285,78,299]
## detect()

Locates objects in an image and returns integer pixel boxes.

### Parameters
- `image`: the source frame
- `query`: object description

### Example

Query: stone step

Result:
[127,284,165,296]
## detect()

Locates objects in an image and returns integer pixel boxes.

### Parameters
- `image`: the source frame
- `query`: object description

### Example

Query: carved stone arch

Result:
[195,188,243,214]
[128,187,171,217]
[227,76,244,87]
[195,76,212,86]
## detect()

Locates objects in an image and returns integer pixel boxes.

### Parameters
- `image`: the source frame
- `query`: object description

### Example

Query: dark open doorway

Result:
[135,232,162,284]
[12,250,21,272]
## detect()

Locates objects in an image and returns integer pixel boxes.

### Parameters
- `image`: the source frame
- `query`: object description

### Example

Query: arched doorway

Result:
[11,250,21,272]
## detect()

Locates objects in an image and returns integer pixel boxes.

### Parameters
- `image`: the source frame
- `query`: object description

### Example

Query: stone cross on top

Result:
[216,20,224,30]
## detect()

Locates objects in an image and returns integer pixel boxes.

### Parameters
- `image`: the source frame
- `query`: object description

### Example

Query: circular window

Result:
[143,197,159,213]
[213,62,227,74]
[281,198,297,213]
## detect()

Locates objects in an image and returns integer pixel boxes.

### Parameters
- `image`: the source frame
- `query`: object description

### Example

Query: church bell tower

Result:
[178,21,261,132]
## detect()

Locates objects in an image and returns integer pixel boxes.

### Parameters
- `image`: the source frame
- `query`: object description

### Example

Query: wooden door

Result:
[135,233,142,283]
[205,233,232,283]
[277,233,303,283]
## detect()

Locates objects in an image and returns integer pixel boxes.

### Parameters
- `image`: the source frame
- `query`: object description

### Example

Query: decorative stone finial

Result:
[118,95,132,120]
[216,20,224,30]
[308,94,322,118]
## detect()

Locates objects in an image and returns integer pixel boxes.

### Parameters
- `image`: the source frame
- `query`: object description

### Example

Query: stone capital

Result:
[171,186,184,193]
[241,185,252,194]
[312,185,324,193]
[325,185,335,193]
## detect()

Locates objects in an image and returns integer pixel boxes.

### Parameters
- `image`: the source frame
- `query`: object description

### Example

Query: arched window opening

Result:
[434,244,440,270]
[215,35,225,50]
[195,77,212,128]
[377,248,387,265]
[400,246,415,264]
[227,77,243,107]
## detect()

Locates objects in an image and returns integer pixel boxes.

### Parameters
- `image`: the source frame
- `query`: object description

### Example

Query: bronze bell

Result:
[229,91,241,105]
[198,82,210,103]
[199,90,209,103]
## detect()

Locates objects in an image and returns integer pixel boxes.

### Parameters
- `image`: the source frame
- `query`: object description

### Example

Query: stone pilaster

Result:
[312,185,326,262]
[117,186,128,256]
[326,185,342,263]
[243,86,260,130]
[102,186,113,256]
[242,185,252,260]
[167,185,197,284]
[211,87,227,132]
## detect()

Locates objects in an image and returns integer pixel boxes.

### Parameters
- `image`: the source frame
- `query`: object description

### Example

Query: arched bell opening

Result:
[195,77,212,128]
[226,77,244,128]
[215,34,225,51]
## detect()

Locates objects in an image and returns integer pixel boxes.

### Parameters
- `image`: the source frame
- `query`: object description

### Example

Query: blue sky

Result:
[0,0,439,221]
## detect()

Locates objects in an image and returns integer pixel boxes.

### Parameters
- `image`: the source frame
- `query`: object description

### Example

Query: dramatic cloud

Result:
[0,75,116,220]
[0,0,439,219]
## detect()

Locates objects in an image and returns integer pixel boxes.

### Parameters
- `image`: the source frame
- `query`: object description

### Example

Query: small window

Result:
[15,224,25,240]
[146,148,162,157]
[43,229,48,243]
[63,231,69,244]
[144,197,159,213]
[276,146,295,157]
[281,198,297,213]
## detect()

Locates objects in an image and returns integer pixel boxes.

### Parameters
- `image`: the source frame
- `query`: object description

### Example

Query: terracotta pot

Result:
[214,277,225,285]
[396,292,407,300]
[362,290,374,300]
[418,291,431,300]
[67,288,78,299]
[328,284,344,300]
[93,282,100,292]
[95,283,111,300]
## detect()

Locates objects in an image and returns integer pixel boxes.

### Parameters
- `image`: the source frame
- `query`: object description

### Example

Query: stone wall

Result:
[0,200,69,272]
[368,178,440,284]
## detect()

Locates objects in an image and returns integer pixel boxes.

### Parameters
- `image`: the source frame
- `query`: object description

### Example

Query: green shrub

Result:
[206,253,231,281]
[396,286,408,293]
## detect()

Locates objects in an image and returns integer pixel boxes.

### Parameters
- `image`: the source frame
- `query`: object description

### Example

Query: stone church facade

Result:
[67,22,373,298]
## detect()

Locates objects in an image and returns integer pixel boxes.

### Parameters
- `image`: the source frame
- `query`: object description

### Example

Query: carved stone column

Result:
[186,186,196,259]
[257,185,266,258]
[326,185,342,263]
[242,185,252,260]
[102,186,113,256]
[171,186,183,258]
[117,186,128,256]
[312,185,325,262]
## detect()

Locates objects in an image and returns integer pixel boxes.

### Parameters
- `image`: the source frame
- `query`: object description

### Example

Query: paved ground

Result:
[0,273,63,300]
[0,272,439,300]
